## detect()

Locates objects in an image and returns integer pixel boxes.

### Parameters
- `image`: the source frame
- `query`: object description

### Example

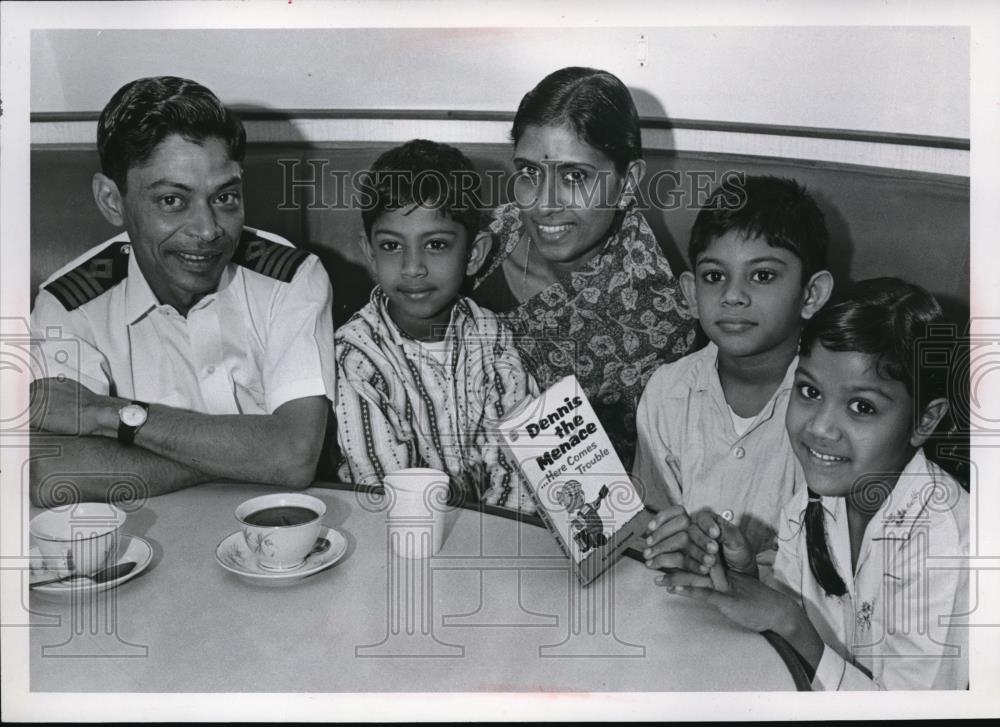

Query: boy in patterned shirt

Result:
[334,139,538,512]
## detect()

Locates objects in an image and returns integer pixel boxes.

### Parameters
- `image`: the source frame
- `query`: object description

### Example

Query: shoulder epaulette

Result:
[42,241,130,311]
[231,230,309,283]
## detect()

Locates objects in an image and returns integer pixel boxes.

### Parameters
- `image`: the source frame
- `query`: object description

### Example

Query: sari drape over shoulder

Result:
[471,203,696,467]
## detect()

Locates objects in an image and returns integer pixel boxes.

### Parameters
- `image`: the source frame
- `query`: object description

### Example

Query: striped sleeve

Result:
[334,341,414,487]
[475,311,539,513]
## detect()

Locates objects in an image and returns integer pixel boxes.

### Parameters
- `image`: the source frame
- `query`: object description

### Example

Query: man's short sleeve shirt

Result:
[30,228,336,414]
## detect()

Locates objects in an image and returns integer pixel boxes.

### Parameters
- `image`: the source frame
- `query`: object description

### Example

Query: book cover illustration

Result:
[498,375,645,585]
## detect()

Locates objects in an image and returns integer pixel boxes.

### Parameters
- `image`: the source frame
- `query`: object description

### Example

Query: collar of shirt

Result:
[370,285,468,354]
[693,341,798,432]
[123,245,235,324]
[818,448,940,584]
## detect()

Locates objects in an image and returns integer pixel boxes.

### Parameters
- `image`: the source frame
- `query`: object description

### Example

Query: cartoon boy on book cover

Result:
[555,481,610,553]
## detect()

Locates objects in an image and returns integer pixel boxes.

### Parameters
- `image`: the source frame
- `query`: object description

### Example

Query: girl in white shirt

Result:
[657,277,968,690]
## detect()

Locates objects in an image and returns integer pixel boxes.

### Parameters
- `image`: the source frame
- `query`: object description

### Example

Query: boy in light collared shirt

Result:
[634,175,833,569]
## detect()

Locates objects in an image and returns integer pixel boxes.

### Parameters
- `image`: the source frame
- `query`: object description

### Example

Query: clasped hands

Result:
[642,505,756,583]
[641,505,792,634]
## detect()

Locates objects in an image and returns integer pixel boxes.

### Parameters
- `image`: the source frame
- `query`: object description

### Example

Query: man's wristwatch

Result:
[117,401,149,445]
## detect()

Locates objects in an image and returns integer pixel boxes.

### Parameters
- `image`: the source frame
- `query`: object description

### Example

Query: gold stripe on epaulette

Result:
[272,246,300,281]
[66,268,103,299]
[42,242,129,310]
[46,278,85,309]
[58,276,88,307]
[233,235,308,282]
[257,243,286,278]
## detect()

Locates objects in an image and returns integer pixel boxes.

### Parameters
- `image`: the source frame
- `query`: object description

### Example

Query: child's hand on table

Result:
[655,570,793,633]
[642,507,756,579]
[656,567,825,672]
[642,505,704,572]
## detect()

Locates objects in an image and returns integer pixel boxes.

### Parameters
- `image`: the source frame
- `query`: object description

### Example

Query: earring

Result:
[619,185,634,208]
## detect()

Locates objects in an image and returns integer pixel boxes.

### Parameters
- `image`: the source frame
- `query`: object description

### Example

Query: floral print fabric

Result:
[473,202,696,467]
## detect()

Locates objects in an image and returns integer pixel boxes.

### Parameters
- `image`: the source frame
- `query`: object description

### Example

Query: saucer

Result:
[29,534,153,601]
[215,526,347,585]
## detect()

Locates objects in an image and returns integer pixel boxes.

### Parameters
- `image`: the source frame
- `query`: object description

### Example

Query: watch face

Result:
[120,404,148,427]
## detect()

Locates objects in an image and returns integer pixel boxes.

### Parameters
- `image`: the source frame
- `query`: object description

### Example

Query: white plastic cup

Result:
[235,493,326,570]
[29,503,126,576]
[383,468,450,559]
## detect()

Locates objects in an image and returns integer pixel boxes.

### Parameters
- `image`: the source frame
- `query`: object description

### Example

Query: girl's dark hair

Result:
[798,277,949,597]
[511,67,642,175]
[98,76,246,191]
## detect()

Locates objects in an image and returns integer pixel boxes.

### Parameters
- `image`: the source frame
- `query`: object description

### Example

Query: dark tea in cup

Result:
[235,493,327,570]
[243,506,319,527]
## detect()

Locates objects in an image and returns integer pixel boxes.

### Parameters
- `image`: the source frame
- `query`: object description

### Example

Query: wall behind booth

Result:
[31,27,969,137]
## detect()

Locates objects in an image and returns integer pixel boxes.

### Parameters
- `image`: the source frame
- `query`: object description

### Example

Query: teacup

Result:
[235,493,326,570]
[29,503,126,576]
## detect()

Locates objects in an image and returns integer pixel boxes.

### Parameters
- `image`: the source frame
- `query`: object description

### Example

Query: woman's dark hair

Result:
[97,76,247,191]
[511,67,642,175]
[798,277,950,596]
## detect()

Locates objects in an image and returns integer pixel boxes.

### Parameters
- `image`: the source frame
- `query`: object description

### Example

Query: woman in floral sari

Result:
[470,67,696,468]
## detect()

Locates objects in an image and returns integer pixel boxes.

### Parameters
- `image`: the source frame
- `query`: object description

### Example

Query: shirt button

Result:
[206,365,216,375]
[733,446,745,459]
[721,509,734,522]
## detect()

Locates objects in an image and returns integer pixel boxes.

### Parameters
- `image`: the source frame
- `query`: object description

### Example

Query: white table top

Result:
[29,483,797,692]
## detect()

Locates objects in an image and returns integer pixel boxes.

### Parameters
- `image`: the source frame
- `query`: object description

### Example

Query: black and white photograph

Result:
[1,0,998,721]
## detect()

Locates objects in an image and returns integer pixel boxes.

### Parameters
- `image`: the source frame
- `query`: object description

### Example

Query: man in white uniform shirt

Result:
[29,76,336,507]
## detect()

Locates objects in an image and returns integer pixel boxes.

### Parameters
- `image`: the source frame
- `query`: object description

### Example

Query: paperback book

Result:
[498,375,646,585]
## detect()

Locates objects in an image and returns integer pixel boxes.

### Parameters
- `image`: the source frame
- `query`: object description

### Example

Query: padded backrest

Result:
[31,144,969,326]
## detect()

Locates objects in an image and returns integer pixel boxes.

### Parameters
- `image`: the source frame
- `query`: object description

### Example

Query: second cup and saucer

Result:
[215,493,347,586]
[29,503,154,601]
